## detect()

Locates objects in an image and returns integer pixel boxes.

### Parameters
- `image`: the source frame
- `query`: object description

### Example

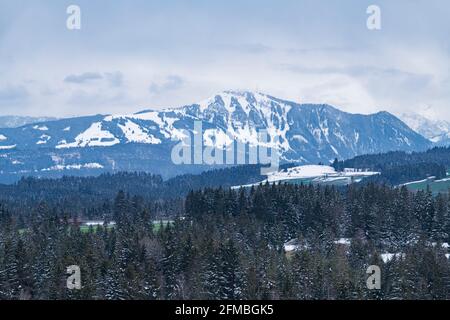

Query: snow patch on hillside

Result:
[41,162,104,171]
[118,120,161,144]
[0,144,16,150]
[33,125,49,131]
[56,122,120,149]
[36,134,51,145]
[105,112,187,141]
[291,134,308,144]
[203,129,234,148]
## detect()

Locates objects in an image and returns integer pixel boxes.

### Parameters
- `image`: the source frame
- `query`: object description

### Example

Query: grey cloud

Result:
[281,64,429,78]
[64,71,124,87]
[64,72,104,84]
[217,43,273,54]
[0,85,29,105]
[286,46,355,55]
[105,72,124,87]
[149,75,184,94]
[67,90,127,107]
[282,64,433,89]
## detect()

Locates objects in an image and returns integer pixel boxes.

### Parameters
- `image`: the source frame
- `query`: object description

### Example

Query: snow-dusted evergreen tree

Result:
[142,256,160,300]
[432,194,448,241]
[0,237,20,299]
[215,240,246,300]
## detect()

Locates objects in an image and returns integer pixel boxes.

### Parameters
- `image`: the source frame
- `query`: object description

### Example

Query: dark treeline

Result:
[1,182,450,300]
[0,165,266,218]
[0,164,302,219]
[337,147,450,169]
[359,162,446,186]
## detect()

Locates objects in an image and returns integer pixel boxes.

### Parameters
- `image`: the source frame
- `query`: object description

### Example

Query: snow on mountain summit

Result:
[400,113,450,145]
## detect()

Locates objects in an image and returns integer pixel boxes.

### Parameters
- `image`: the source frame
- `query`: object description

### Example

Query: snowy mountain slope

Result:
[0,91,432,182]
[400,113,450,145]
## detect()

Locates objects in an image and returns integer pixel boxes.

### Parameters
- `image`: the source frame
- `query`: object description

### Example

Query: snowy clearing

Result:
[233,165,379,189]
[33,125,49,131]
[41,163,104,171]
[0,144,16,150]
[56,122,120,149]
[118,120,162,144]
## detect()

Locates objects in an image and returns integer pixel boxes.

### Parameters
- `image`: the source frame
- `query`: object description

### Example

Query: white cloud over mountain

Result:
[0,0,449,119]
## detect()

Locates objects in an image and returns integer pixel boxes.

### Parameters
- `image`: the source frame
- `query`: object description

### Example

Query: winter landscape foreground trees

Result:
[1,182,450,299]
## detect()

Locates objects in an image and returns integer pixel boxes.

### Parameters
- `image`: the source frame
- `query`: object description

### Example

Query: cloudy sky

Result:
[0,0,449,120]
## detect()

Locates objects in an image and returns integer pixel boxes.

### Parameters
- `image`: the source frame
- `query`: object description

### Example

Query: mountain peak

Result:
[222,89,258,96]
[195,90,274,114]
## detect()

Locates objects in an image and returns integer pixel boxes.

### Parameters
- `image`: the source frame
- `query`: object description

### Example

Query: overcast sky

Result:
[0,0,449,120]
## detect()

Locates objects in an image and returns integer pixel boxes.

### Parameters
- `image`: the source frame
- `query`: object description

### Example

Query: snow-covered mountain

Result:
[400,113,450,145]
[0,91,432,183]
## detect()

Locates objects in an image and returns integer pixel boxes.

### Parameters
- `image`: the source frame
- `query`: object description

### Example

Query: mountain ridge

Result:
[0,91,432,183]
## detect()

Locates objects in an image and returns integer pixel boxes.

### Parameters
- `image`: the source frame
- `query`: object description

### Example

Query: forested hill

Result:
[333,147,450,185]
[334,146,450,170]
[0,165,269,215]
[0,165,266,199]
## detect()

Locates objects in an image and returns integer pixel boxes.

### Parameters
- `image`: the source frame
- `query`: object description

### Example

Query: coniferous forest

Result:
[1,179,450,300]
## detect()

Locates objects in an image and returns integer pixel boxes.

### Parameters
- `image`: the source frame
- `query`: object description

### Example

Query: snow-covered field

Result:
[0,144,16,150]
[41,163,104,172]
[233,165,379,189]
[267,165,379,184]
[400,177,436,186]
[56,122,120,149]
[266,165,337,182]
[400,175,450,194]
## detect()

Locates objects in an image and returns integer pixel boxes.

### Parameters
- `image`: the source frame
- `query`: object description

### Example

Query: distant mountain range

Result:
[0,91,433,183]
[0,116,58,129]
[400,113,450,146]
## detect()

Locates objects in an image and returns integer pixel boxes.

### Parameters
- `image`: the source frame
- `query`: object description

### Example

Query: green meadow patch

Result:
[405,178,450,195]
[18,220,175,235]
[79,220,174,233]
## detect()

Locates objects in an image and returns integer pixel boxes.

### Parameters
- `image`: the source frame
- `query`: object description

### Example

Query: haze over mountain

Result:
[0,91,432,183]
[0,116,58,129]
[400,113,450,146]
